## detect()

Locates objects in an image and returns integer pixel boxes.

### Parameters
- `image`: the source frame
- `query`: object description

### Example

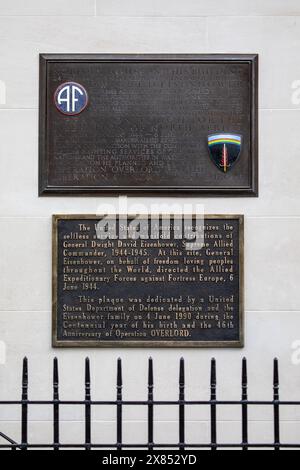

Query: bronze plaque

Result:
[52,215,244,348]
[40,54,258,196]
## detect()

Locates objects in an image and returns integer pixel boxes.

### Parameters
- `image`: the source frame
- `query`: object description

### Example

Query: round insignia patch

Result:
[54,82,88,116]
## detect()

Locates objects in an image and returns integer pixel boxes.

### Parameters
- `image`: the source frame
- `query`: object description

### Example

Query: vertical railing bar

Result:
[179,358,185,451]
[148,358,154,451]
[242,358,248,451]
[117,358,123,451]
[85,358,91,451]
[53,357,59,451]
[21,357,28,451]
[210,358,217,451]
[274,358,280,451]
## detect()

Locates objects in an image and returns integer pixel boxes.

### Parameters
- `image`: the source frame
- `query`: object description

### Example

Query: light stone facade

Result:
[0,0,299,446]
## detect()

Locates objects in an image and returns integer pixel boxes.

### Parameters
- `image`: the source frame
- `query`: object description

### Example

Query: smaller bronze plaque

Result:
[53,215,244,348]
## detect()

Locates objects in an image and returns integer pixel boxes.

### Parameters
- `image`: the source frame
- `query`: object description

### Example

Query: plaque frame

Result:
[40,54,259,197]
[52,214,244,348]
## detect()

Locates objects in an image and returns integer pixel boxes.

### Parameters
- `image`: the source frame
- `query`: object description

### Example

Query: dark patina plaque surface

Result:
[52,215,244,348]
[40,54,258,196]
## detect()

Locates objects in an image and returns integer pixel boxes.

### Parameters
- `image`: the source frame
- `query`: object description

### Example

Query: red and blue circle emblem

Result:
[54,82,89,116]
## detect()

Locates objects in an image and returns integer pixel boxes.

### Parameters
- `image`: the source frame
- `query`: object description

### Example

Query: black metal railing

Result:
[0,357,299,450]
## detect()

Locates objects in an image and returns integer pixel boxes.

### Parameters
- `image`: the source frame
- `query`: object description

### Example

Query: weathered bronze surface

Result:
[40,54,258,196]
[52,215,244,348]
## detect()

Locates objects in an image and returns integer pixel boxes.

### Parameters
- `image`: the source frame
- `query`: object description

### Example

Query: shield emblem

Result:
[208,133,242,173]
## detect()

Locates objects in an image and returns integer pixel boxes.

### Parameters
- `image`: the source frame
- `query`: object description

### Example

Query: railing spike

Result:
[211,358,216,387]
[21,357,28,451]
[148,358,154,450]
[179,358,185,451]
[274,358,279,387]
[148,357,153,387]
[273,358,280,451]
[117,358,123,450]
[53,357,59,450]
[210,358,217,451]
[242,358,248,451]
[179,358,185,386]
[53,357,59,385]
[22,357,28,385]
[85,357,91,450]
[242,357,247,384]
[117,358,122,388]
[85,357,91,384]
